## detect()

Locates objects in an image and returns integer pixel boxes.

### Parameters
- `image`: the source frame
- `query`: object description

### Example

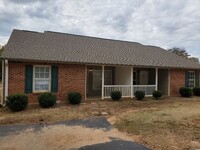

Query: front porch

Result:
[86,65,169,99]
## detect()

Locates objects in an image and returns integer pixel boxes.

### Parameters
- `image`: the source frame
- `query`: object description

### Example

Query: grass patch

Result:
[115,101,200,150]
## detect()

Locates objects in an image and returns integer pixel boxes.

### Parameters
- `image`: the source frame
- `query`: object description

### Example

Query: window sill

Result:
[32,91,50,94]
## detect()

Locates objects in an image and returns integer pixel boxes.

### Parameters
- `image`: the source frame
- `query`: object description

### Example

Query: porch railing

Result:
[104,85,131,98]
[103,85,156,98]
[133,85,156,96]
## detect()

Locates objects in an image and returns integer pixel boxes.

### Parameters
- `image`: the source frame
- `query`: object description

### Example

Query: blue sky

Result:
[0,0,200,58]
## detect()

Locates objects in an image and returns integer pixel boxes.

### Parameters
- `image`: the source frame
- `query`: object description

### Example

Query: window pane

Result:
[189,80,195,87]
[35,80,49,91]
[45,67,49,72]
[35,66,50,79]
[35,73,39,78]
[189,72,195,79]
[40,72,45,78]
[40,67,44,72]
[45,73,49,78]
[35,67,40,73]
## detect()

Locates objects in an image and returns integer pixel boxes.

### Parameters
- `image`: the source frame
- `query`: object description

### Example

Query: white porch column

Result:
[101,65,104,99]
[155,68,158,90]
[5,60,8,100]
[130,67,133,98]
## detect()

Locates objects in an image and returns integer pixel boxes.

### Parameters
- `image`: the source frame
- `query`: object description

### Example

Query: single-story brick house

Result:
[1,29,200,104]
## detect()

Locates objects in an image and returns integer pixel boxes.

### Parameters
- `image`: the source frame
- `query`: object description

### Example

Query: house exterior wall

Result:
[7,61,86,103]
[169,69,186,96]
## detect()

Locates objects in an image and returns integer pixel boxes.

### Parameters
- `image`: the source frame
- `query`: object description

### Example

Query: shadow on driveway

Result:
[79,139,148,150]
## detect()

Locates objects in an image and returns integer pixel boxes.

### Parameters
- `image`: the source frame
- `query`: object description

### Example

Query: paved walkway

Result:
[0,117,148,150]
[90,102,109,115]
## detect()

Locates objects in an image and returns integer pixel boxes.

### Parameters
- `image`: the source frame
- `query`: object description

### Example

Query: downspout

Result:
[4,59,8,105]
[101,65,104,99]
[1,60,4,106]
[155,68,158,90]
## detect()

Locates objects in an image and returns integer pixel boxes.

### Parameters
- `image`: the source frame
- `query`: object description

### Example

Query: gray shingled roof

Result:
[2,29,200,69]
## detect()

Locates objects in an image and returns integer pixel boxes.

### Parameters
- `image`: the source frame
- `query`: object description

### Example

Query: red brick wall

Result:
[7,61,86,103]
[169,69,185,96]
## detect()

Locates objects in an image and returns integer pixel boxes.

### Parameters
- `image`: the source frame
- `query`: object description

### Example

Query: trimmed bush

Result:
[68,92,82,104]
[193,87,200,96]
[38,92,56,108]
[111,91,122,101]
[179,87,192,97]
[134,90,145,100]
[6,93,28,111]
[153,90,162,99]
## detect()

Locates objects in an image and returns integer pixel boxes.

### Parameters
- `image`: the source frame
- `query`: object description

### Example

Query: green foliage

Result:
[168,47,199,64]
[193,87,200,96]
[68,92,82,104]
[179,87,192,97]
[6,93,28,111]
[38,92,56,108]
[111,91,122,101]
[168,47,190,58]
[134,90,145,100]
[152,90,162,99]
[189,57,199,63]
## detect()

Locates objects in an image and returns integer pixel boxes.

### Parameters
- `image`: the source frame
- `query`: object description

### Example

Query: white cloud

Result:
[0,0,200,58]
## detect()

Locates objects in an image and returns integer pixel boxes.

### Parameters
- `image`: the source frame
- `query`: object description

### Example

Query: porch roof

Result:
[2,29,200,69]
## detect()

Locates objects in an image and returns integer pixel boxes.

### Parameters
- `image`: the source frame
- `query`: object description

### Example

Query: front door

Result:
[87,66,102,97]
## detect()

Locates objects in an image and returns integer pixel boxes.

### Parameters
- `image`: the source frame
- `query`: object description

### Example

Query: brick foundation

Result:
[7,61,86,103]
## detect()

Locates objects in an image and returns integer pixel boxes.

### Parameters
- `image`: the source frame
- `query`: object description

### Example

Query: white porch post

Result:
[5,60,8,100]
[101,65,104,99]
[155,68,158,90]
[131,67,133,98]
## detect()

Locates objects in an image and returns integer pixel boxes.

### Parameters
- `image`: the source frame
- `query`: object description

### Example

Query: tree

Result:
[168,47,199,64]
[0,45,5,55]
[188,57,199,63]
[168,47,190,58]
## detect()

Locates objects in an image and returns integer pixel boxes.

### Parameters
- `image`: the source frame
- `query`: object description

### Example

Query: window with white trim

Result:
[33,66,51,92]
[188,71,195,88]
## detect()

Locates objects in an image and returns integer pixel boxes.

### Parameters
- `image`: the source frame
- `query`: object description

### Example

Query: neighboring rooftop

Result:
[1,29,200,69]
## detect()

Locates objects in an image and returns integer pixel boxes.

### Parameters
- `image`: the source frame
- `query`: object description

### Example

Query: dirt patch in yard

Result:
[0,97,200,150]
[0,125,132,150]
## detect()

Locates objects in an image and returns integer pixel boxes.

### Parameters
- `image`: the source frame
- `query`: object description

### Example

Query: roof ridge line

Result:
[44,30,144,46]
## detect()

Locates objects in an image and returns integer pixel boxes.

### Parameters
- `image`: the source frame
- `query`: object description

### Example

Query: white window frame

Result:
[188,71,195,88]
[33,65,51,93]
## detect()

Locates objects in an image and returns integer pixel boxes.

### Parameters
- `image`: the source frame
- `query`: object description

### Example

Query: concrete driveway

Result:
[0,117,148,150]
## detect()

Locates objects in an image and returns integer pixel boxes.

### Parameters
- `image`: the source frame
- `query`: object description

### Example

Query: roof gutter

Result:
[3,58,200,70]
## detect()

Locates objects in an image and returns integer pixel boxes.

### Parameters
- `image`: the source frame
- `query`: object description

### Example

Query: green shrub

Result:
[111,91,122,101]
[38,92,56,108]
[134,90,145,100]
[6,93,28,111]
[179,87,192,97]
[68,92,82,104]
[153,90,162,99]
[193,87,200,96]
